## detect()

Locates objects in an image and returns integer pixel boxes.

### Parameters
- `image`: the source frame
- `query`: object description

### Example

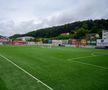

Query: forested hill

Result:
[10,19,108,39]
[0,35,6,39]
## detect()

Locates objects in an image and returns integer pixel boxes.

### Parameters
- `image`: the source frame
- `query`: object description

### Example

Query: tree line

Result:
[10,19,108,40]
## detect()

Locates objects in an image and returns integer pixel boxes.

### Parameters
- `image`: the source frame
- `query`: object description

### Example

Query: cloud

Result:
[47,0,108,25]
[0,0,108,36]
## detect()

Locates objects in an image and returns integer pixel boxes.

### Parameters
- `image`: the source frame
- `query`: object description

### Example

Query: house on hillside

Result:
[61,33,70,35]
[86,33,100,40]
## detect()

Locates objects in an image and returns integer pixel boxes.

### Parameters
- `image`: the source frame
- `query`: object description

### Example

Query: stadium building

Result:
[0,39,9,45]
[97,30,108,48]
[12,36,35,45]
[0,36,10,45]
[102,30,108,39]
[16,36,35,42]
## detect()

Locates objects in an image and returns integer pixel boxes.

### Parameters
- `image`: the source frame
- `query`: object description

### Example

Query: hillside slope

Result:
[10,19,108,39]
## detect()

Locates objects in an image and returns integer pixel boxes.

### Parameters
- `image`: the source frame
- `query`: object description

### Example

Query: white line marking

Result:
[92,52,108,56]
[0,54,53,90]
[91,53,96,56]
[67,55,96,61]
[71,60,108,70]
[67,52,108,61]
[67,52,108,70]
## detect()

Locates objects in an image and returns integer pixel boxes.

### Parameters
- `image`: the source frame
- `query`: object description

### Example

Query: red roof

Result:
[0,39,8,42]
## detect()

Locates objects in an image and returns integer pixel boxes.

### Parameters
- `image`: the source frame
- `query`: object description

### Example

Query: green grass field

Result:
[0,45,108,90]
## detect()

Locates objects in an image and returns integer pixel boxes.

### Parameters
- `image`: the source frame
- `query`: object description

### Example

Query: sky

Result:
[0,0,108,36]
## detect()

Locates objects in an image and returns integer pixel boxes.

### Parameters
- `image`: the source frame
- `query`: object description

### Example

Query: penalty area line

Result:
[71,60,108,70]
[67,52,108,70]
[67,53,108,70]
[67,52,108,61]
[67,55,96,61]
[0,54,54,90]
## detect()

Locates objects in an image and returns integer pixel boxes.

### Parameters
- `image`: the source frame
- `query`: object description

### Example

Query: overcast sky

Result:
[0,0,108,36]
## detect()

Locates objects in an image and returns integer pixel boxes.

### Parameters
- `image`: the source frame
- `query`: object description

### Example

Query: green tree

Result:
[74,28,88,39]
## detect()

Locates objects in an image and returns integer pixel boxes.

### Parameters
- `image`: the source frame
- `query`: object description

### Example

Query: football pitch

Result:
[0,45,108,90]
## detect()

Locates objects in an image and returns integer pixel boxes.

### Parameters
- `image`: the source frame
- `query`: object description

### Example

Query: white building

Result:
[97,30,108,47]
[16,36,35,41]
[102,30,108,39]
[97,39,108,47]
